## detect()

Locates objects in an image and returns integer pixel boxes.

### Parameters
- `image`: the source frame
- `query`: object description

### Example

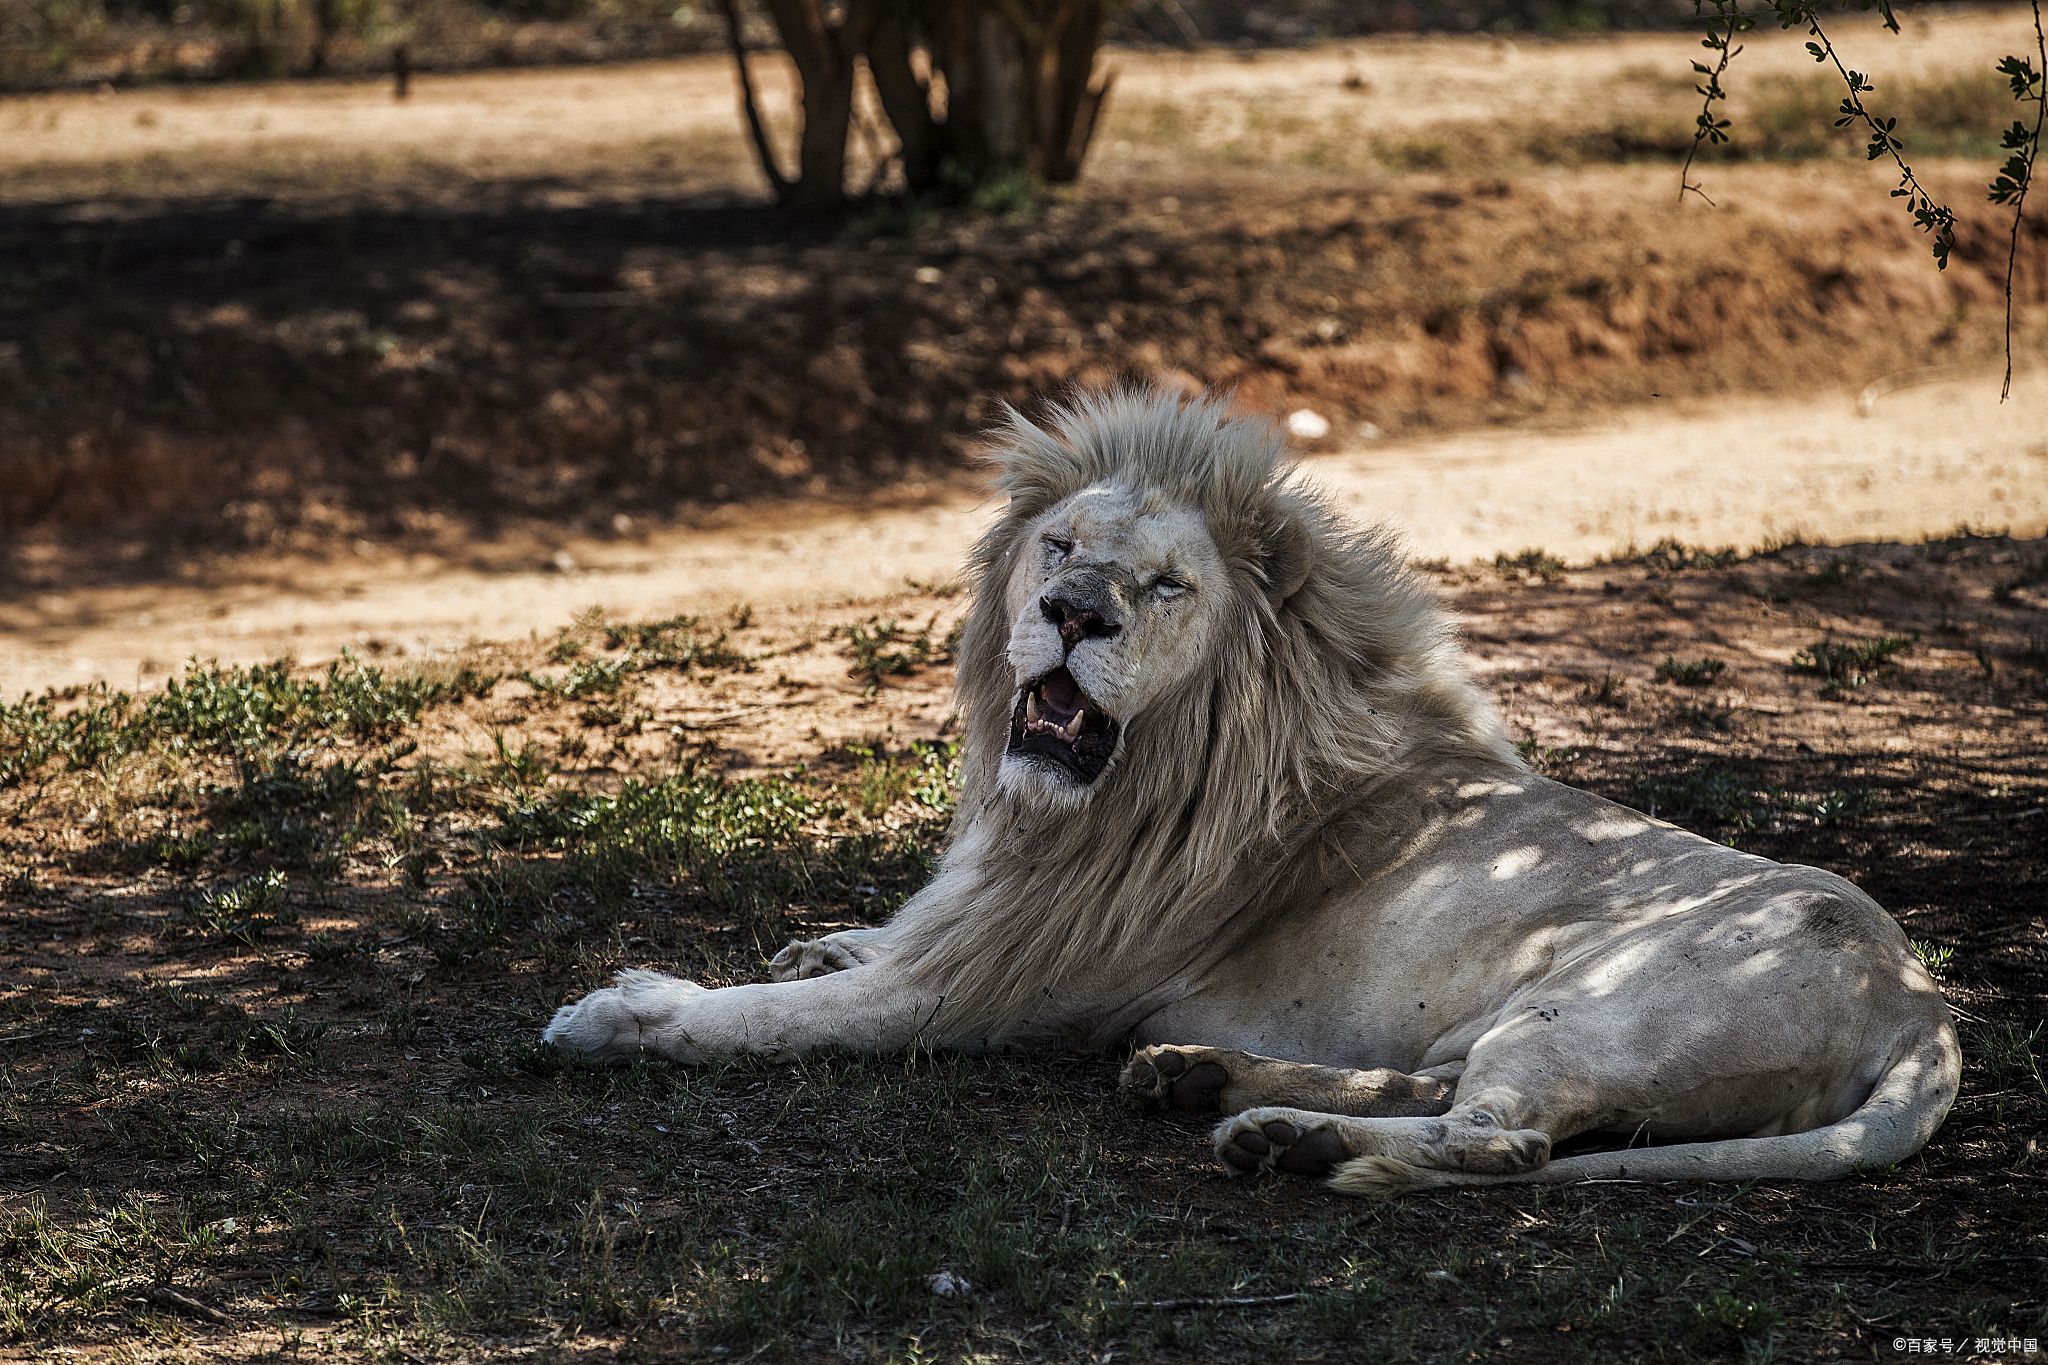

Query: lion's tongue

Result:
[1038,669,1082,723]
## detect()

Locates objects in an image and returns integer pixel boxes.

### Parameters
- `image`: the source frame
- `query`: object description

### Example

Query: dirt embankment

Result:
[2,12,2042,580]
[4,166,2042,571]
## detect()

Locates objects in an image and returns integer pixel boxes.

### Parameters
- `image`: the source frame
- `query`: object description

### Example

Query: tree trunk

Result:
[862,0,942,191]
[730,0,1111,209]
[1041,0,1112,181]
[790,50,855,207]
[719,0,792,201]
[927,0,1110,184]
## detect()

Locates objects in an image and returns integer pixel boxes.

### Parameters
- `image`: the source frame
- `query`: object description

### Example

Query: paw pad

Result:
[1218,1114,1349,1177]
[1120,1047,1230,1114]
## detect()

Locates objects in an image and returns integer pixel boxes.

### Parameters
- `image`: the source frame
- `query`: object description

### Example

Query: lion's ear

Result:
[1263,509,1314,604]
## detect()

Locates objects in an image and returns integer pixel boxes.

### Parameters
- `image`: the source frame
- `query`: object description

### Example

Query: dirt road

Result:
[5,366,2041,696]
[1,6,2027,198]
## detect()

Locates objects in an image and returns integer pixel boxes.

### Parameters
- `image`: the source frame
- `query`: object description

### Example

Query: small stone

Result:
[927,1270,971,1297]
[1286,408,1331,441]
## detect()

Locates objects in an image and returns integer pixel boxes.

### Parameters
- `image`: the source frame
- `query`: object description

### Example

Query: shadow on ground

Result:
[1,531,2043,1360]
[5,171,2041,588]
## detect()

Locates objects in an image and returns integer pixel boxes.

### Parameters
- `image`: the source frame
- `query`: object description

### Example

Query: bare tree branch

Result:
[719,0,792,201]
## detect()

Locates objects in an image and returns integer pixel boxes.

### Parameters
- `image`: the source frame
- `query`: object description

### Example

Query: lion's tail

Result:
[1328,1019,1961,1196]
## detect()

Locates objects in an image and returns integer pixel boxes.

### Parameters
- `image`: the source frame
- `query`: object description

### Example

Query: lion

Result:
[543,386,1960,1195]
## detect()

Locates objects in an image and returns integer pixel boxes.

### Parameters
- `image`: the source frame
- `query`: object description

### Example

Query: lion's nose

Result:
[1040,592,1121,649]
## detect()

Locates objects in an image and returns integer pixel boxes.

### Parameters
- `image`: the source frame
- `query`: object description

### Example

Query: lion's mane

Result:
[888,387,1518,1039]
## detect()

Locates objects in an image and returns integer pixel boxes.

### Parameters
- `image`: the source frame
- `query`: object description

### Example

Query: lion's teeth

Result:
[1064,709,1086,739]
[1025,691,1041,723]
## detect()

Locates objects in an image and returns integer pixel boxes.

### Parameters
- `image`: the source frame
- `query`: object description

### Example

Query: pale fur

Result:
[543,385,1960,1195]
[886,388,1515,1036]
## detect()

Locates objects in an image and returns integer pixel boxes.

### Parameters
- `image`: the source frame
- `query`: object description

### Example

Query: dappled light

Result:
[4,4,2045,1357]
[5,522,2042,1358]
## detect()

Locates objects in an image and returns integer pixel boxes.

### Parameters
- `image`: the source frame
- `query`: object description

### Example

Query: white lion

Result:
[544,387,1959,1194]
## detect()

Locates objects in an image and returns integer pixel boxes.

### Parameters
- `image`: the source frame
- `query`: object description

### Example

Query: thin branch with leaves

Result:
[1681,0,2043,399]
[1680,0,1749,206]
[1989,1,2046,399]
[1801,12,1955,271]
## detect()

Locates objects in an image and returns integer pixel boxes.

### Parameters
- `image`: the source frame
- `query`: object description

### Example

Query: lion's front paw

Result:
[1121,1044,1232,1114]
[542,968,708,1063]
[769,936,868,982]
[1213,1107,1352,1178]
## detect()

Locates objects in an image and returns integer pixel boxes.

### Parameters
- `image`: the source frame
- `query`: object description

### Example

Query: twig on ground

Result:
[671,702,781,730]
[139,1285,233,1324]
[1132,1293,1306,1311]
[1948,806,2044,825]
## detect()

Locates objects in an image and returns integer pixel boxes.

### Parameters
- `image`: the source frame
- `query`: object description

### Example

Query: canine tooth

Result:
[1025,692,1041,723]
[1064,708,1087,739]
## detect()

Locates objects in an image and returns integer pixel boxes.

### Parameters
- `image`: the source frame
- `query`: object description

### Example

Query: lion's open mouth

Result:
[1006,666,1120,782]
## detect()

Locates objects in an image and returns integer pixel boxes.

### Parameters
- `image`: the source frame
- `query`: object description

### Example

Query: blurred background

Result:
[1,0,2042,686]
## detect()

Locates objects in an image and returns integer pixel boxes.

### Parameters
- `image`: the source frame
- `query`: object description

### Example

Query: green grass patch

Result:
[1911,938,1955,977]
[0,655,495,788]
[1738,69,2020,162]
[1492,548,1567,585]
[842,616,952,688]
[1637,538,1741,573]
[1628,766,1877,835]
[1656,656,1726,686]
[524,613,752,697]
[182,869,297,946]
[1792,634,1914,690]
[521,655,634,700]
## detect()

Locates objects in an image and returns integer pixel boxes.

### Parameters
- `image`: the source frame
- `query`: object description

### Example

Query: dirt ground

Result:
[1,8,2025,192]
[2,12,2047,1360]
[1,529,2044,1362]
[4,364,2046,697]
[2,6,2043,584]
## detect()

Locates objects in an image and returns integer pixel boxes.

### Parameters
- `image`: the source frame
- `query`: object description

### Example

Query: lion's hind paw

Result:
[1120,1044,1231,1114]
